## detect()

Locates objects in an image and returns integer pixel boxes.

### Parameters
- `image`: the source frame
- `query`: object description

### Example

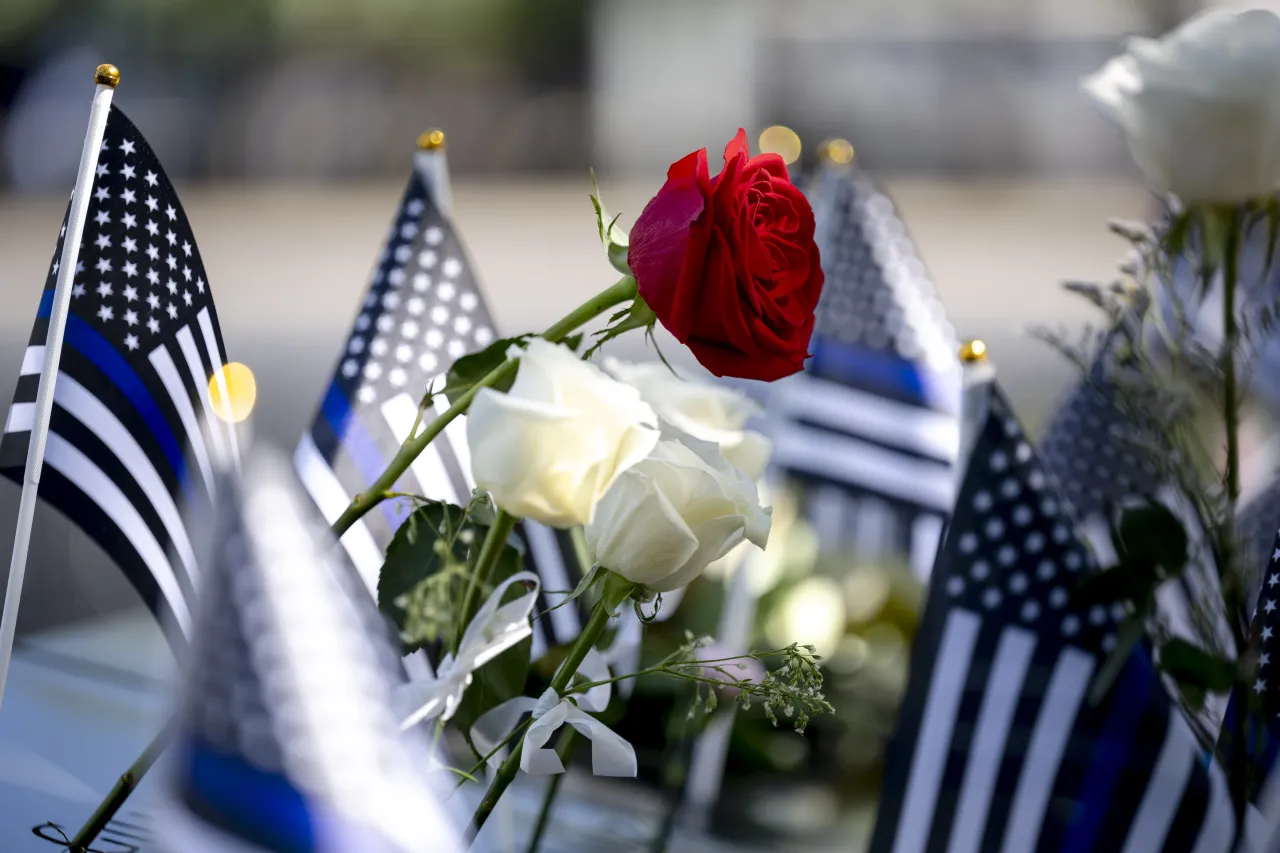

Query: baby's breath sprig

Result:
[570,632,835,734]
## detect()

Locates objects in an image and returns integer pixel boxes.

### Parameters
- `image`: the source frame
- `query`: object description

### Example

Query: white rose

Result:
[467,339,660,527]
[585,436,771,594]
[1082,7,1280,204]
[603,358,772,480]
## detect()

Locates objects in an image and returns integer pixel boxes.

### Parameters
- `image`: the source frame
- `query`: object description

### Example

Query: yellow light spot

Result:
[758,125,802,165]
[208,362,257,423]
[766,575,845,658]
[818,138,855,165]
[959,339,987,363]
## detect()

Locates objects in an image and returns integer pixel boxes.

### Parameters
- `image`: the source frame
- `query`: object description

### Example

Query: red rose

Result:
[628,129,824,382]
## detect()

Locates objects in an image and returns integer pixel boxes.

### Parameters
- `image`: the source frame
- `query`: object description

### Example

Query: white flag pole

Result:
[414,128,453,218]
[0,63,120,712]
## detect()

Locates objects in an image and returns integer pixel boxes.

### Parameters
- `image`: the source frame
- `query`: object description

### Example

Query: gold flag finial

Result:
[959,339,988,363]
[817,138,854,166]
[417,129,446,151]
[95,64,120,89]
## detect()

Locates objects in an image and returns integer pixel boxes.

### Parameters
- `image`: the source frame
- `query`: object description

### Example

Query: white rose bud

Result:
[1082,7,1280,204]
[603,358,772,481]
[467,339,660,528]
[586,436,771,594]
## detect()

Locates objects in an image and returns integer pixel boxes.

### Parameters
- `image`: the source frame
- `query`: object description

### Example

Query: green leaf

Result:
[1071,563,1160,610]
[377,501,471,654]
[582,288,653,360]
[1158,638,1237,695]
[590,170,631,275]
[1117,503,1189,577]
[450,544,533,743]
[561,332,584,353]
[441,335,530,406]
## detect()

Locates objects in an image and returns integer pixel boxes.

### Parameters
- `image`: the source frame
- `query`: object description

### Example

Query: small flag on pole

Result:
[293,132,584,663]
[772,146,961,578]
[0,78,236,650]
[869,376,1240,852]
[154,446,463,852]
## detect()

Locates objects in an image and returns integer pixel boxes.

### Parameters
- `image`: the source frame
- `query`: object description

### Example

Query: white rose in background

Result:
[1081,7,1280,204]
[586,436,771,593]
[468,339,660,527]
[604,357,772,480]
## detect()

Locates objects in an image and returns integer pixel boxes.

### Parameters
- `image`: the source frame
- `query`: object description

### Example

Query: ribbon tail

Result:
[520,699,572,775]
[562,704,638,777]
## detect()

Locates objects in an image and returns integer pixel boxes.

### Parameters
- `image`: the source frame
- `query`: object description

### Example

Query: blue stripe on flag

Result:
[39,292,187,483]
[318,382,401,530]
[808,338,933,407]
[1057,651,1152,853]
[182,738,316,853]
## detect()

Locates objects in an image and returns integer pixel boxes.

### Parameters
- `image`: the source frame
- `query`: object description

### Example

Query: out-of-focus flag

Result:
[293,133,585,664]
[775,145,962,578]
[870,377,1243,853]
[1039,328,1236,732]
[154,446,463,853]
[0,99,237,646]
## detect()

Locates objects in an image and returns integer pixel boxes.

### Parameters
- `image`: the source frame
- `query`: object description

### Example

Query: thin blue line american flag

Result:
[293,151,584,667]
[155,448,462,852]
[771,162,961,579]
[0,105,237,645]
[1039,329,1236,734]
[870,381,1238,853]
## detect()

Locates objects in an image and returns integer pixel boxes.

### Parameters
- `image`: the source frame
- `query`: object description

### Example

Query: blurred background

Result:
[1,0,1276,849]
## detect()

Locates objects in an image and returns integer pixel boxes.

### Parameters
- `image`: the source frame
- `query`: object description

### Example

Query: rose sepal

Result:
[590,170,631,275]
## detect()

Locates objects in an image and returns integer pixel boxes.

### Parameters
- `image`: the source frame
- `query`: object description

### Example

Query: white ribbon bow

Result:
[392,571,540,730]
[521,688,637,777]
[470,648,635,777]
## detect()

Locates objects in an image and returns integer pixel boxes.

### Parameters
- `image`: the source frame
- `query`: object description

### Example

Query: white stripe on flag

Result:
[431,389,474,492]
[13,426,189,633]
[1121,713,1196,853]
[19,345,44,376]
[381,393,459,505]
[173,327,227,466]
[910,515,944,580]
[294,434,384,596]
[13,378,199,588]
[772,422,956,512]
[999,647,1094,853]
[1190,759,1235,853]
[197,308,240,472]
[148,345,216,499]
[946,626,1037,853]
[892,608,981,853]
[523,521,580,641]
[779,374,960,462]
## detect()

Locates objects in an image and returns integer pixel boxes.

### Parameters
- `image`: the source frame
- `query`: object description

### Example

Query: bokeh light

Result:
[208,362,257,423]
[766,575,845,657]
[758,125,802,165]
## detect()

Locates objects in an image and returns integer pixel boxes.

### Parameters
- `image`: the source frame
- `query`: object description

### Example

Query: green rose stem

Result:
[466,574,638,841]
[524,730,577,852]
[64,275,640,852]
[330,274,639,538]
[67,715,176,852]
[453,509,517,653]
[1216,210,1252,843]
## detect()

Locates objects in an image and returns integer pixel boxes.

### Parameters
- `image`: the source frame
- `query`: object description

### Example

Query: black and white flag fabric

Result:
[154,447,463,853]
[773,160,961,577]
[294,151,584,663]
[870,381,1242,853]
[0,105,237,644]
[1039,333,1236,700]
